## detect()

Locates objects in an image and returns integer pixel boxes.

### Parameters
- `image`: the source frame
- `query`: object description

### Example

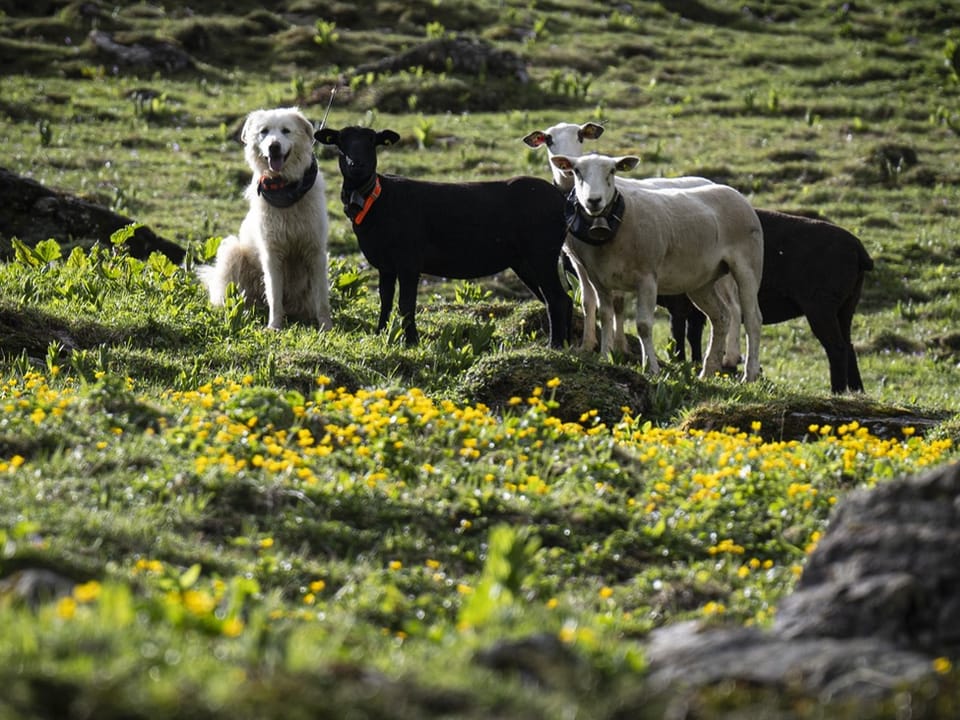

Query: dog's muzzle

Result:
[267,142,288,173]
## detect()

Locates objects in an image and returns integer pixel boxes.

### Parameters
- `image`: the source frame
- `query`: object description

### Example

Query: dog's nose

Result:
[268,141,282,156]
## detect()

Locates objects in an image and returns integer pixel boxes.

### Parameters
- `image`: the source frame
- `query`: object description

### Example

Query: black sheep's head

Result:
[316,126,400,183]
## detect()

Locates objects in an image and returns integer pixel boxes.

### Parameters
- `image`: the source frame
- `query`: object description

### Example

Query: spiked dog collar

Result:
[564,189,625,246]
[342,175,382,226]
[257,156,319,209]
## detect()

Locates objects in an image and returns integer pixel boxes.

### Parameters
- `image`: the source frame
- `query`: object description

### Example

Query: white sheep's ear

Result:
[549,155,575,174]
[614,156,640,172]
[579,122,604,140]
[522,130,547,148]
[378,129,401,146]
[315,127,340,145]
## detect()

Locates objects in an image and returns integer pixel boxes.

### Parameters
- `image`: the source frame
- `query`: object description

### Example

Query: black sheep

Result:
[668,210,874,393]
[317,126,572,347]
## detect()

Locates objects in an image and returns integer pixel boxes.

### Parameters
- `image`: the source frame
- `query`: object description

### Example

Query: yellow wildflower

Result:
[56,596,77,620]
[222,618,245,637]
[933,657,952,675]
[72,580,102,604]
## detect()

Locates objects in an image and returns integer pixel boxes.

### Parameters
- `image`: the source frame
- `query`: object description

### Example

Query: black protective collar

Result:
[257,156,319,209]
[341,174,381,224]
[564,189,625,246]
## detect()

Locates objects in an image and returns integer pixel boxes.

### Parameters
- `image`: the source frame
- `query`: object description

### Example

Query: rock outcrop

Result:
[0,167,185,263]
[645,461,960,700]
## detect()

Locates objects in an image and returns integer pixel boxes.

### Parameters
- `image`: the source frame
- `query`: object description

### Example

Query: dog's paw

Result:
[318,316,334,331]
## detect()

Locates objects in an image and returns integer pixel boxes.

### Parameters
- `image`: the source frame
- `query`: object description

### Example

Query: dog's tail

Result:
[196,235,264,306]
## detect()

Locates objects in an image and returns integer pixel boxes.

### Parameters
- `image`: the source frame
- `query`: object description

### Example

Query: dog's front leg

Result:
[262,249,285,330]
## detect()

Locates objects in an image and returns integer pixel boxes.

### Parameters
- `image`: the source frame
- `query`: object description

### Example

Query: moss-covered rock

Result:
[461,348,650,425]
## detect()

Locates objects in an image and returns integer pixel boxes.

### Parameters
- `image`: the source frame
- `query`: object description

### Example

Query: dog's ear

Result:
[240,110,263,146]
[295,112,317,144]
[315,127,340,146]
[377,130,401,147]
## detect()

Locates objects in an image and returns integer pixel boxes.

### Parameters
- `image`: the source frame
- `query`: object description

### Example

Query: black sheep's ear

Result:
[315,127,340,145]
[378,130,401,147]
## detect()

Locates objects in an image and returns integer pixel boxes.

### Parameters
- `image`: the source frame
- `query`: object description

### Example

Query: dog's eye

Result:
[258,128,268,137]
[282,128,291,135]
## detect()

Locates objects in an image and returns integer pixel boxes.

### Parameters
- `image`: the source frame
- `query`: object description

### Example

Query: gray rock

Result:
[775,461,960,656]
[644,461,960,700]
[645,620,933,701]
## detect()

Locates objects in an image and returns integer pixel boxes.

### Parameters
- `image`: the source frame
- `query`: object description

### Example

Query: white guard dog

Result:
[198,107,333,330]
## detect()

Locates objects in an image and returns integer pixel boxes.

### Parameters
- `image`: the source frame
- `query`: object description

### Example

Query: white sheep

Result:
[524,122,715,353]
[551,152,764,381]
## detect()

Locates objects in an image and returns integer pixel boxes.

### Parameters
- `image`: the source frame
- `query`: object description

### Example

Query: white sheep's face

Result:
[523,122,604,191]
[551,153,639,216]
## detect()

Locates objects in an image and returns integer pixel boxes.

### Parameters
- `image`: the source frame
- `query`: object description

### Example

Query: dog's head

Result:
[241,107,316,179]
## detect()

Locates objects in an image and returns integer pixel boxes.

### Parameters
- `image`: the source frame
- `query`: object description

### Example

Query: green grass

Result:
[2,1,960,717]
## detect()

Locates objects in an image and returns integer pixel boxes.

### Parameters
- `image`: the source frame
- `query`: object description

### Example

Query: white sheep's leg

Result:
[715,274,742,367]
[688,282,730,379]
[580,278,600,352]
[732,270,763,382]
[634,277,660,375]
[597,286,618,357]
[612,293,629,354]
[563,247,599,351]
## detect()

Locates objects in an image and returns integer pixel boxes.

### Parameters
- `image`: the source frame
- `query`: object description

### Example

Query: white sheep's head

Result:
[523,122,604,190]
[551,153,639,216]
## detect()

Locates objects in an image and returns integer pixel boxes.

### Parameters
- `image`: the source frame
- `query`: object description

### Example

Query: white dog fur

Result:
[198,107,332,330]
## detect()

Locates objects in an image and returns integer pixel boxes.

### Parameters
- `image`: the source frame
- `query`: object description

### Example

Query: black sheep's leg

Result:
[686,308,706,365]
[669,309,687,362]
[377,269,397,334]
[397,270,420,346]
[838,292,865,392]
[657,295,688,362]
[660,295,705,364]
[845,345,865,393]
[544,277,573,348]
[513,266,572,348]
[803,308,849,393]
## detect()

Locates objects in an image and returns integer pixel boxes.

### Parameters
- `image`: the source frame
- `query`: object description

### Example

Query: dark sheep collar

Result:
[257,156,319,209]
[341,174,382,226]
[564,189,625,246]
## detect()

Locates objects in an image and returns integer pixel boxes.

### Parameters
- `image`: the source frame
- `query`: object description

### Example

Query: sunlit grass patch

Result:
[2,368,954,644]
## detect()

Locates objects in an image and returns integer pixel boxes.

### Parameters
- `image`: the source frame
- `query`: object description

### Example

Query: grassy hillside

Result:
[1,1,959,717]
